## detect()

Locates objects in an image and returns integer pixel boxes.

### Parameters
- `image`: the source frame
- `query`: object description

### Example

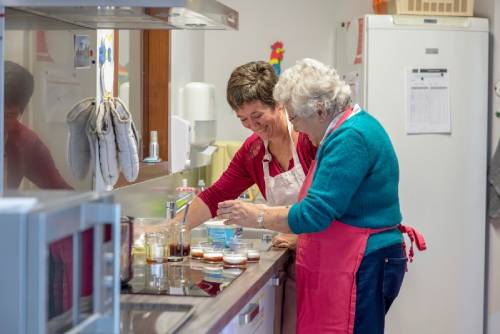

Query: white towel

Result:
[109,98,139,182]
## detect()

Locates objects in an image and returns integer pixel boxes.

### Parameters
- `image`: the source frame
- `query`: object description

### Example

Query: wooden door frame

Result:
[142,30,170,162]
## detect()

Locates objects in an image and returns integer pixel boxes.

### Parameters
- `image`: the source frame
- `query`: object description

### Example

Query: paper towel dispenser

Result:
[4,0,238,31]
[170,82,218,173]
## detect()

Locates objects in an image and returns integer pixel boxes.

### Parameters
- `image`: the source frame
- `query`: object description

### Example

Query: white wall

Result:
[170,30,206,118]
[204,0,340,141]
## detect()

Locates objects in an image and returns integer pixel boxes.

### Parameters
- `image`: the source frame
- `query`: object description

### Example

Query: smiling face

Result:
[235,100,286,141]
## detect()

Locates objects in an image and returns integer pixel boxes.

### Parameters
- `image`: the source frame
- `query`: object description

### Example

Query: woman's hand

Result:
[272,233,297,250]
[217,200,262,228]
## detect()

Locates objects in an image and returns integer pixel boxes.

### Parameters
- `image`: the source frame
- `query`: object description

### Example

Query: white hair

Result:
[273,58,351,118]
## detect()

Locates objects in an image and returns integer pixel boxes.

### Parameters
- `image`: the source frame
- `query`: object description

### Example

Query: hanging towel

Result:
[96,101,120,186]
[66,97,94,180]
[108,97,140,182]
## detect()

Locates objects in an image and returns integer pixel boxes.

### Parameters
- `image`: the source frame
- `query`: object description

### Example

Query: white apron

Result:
[262,120,305,334]
[262,121,306,206]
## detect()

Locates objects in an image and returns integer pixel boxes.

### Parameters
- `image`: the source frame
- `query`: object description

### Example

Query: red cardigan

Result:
[199,132,317,217]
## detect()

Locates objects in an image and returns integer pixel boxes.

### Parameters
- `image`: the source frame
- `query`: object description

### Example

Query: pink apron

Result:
[295,109,426,333]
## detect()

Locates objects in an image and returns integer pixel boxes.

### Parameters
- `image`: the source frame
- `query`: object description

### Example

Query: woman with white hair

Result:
[217,58,426,333]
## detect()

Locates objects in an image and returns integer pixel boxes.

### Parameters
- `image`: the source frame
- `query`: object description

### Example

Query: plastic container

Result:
[204,220,238,247]
[372,0,473,16]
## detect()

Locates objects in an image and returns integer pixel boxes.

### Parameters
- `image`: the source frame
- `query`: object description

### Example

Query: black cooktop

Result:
[121,256,245,297]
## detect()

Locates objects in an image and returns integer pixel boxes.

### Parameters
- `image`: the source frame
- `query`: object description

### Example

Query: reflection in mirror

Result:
[4,28,97,191]
[3,27,144,191]
[4,61,73,191]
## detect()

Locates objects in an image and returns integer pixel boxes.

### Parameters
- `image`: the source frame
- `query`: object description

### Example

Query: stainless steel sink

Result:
[120,302,194,334]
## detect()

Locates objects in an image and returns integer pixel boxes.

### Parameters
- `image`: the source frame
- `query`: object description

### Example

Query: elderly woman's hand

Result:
[272,233,297,250]
[217,200,262,228]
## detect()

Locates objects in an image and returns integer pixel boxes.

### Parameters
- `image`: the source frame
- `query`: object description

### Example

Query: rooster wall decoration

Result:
[269,41,284,76]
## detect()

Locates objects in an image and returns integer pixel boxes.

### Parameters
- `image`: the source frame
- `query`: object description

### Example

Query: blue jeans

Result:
[354,243,406,334]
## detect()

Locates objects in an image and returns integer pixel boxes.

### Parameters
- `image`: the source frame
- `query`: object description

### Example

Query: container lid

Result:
[203,220,235,229]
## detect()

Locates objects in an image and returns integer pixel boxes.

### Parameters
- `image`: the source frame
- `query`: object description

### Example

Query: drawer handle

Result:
[239,303,260,325]
[271,271,286,287]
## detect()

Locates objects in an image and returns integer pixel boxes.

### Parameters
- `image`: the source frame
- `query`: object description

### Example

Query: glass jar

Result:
[229,240,251,253]
[202,243,224,264]
[168,221,191,258]
[190,242,205,259]
[247,248,261,263]
[145,232,167,263]
[223,249,248,268]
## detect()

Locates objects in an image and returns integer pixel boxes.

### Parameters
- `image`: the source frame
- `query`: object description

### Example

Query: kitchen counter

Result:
[120,247,290,333]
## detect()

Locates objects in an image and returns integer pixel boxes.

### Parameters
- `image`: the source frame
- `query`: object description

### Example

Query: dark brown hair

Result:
[226,61,278,111]
[5,61,34,113]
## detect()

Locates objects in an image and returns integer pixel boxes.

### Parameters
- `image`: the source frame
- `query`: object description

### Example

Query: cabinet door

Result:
[222,278,276,334]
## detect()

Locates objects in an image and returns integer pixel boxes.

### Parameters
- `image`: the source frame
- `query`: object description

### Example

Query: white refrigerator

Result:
[336,15,488,334]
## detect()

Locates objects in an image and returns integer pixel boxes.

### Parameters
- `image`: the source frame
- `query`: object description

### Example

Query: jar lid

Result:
[204,220,238,229]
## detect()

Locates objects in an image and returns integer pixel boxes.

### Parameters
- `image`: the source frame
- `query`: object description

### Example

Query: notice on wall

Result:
[406,68,450,134]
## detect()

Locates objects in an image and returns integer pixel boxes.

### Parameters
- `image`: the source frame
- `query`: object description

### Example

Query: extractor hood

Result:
[3,0,239,30]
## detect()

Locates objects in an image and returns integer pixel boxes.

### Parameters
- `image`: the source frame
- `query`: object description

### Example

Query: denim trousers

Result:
[353,243,406,334]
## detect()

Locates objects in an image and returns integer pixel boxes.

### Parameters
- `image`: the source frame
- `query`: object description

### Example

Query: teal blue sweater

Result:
[288,111,403,254]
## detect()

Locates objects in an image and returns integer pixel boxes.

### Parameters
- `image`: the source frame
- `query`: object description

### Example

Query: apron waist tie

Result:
[398,224,427,271]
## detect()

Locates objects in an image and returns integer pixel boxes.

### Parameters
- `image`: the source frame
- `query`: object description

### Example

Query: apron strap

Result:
[369,224,427,271]
[398,224,427,270]
[262,117,304,179]
[262,139,272,179]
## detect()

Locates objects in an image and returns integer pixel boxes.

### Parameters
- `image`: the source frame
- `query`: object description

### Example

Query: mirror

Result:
[3,14,145,191]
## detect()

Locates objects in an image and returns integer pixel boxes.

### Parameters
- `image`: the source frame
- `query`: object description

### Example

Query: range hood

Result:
[3,0,238,30]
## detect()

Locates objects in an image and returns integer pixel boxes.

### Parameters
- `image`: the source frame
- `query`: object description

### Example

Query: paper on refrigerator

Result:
[406,68,450,134]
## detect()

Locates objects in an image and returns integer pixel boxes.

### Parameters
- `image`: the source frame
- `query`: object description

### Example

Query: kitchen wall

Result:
[170,30,206,119]
[204,0,342,141]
